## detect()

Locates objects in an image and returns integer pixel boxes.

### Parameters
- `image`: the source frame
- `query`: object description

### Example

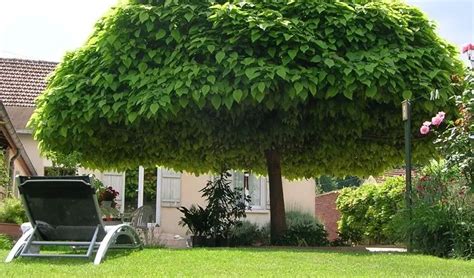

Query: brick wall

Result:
[314,191,340,242]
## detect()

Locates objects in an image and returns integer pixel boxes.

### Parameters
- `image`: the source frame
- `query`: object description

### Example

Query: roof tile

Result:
[0,57,57,107]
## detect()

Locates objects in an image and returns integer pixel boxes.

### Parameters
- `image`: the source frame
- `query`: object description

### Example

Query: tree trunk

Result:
[265,149,287,244]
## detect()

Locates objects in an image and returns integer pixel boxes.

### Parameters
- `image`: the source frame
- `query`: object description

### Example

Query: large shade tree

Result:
[31,0,463,242]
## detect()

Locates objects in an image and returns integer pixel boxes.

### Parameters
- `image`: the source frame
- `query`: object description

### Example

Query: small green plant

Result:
[230,221,268,246]
[0,234,13,250]
[0,198,27,224]
[178,170,248,245]
[178,205,210,237]
[280,210,328,246]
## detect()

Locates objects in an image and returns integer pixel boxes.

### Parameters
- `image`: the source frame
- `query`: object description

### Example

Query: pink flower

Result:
[436,111,445,120]
[462,43,474,53]
[420,125,430,135]
[423,121,431,126]
[431,115,443,126]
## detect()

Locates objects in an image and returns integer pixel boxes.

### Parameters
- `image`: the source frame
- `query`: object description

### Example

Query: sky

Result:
[0,0,473,63]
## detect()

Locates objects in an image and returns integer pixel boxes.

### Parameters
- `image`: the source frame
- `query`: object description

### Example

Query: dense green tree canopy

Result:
[31,0,462,177]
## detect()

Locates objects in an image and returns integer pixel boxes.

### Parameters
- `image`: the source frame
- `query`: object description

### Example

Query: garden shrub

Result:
[280,210,328,246]
[392,161,473,259]
[230,221,268,246]
[336,177,405,244]
[0,234,13,250]
[0,198,27,224]
[178,171,248,246]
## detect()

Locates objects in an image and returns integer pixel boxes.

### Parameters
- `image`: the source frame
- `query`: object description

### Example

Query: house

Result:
[0,57,316,240]
[0,101,36,198]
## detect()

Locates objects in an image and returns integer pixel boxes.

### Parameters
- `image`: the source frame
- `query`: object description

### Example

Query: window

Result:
[232,171,268,210]
[160,168,181,207]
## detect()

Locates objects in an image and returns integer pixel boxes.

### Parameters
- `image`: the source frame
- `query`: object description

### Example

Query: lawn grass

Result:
[1,247,473,277]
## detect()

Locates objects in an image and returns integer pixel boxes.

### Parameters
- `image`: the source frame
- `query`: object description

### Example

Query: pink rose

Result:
[462,43,474,53]
[431,115,443,126]
[420,125,430,135]
[423,121,431,126]
[436,111,445,120]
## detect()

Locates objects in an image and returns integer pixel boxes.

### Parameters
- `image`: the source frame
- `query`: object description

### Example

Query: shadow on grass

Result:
[166,246,412,257]
[7,249,139,266]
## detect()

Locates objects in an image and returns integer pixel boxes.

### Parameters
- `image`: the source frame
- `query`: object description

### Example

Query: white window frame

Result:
[231,171,268,211]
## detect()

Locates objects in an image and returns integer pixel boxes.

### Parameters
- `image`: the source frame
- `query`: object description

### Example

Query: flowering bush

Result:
[435,70,473,188]
[419,111,445,135]
[392,160,473,259]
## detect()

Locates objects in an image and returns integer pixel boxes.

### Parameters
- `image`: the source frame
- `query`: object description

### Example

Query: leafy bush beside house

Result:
[336,177,405,244]
[281,210,328,246]
[0,198,27,224]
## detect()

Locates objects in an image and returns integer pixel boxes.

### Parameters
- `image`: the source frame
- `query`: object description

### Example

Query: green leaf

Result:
[343,89,353,100]
[202,85,210,95]
[150,103,159,115]
[245,68,259,80]
[288,49,298,60]
[315,40,328,49]
[184,12,193,22]
[251,31,261,42]
[276,67,287,80]
[128,112,138,123]
[327,75,335,85]
[207,75,216,84]
[223,96,233,110]
[294,82,303,94]
[258,82,265,93]
[324,58,335,68]
[366,86,377,98]
[211,95,221,109]
[155,29,166,40]
[60,127,67,137]
[267,48,276,58]
[207,45,216,53]
[326,87,338,98]
[101,105,110,114]
[179,97,189,108]
[403,90,412,100]
[233,90,243,103]
[308,83,317,96]
[215,51,225,64]
[171,29,181,42]
[300,45,309,53]
[139,12,149,23]
[311,55,322,63]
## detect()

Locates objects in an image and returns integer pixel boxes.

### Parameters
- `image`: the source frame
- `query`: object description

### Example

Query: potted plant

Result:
[0,197,28,239]
[94,179,120,221]
[178,205,212,247]
[178,170,249,247]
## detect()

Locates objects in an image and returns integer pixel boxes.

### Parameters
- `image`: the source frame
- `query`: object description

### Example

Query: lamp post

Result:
[402,100,412,252]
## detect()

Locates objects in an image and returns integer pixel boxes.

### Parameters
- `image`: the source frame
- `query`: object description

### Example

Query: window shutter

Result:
[161,168,181,207]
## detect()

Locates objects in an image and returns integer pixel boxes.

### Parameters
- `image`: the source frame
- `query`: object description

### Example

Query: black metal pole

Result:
[403,100,413,252]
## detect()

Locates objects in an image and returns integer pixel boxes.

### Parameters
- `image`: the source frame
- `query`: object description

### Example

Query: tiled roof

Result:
[0,58,57,107]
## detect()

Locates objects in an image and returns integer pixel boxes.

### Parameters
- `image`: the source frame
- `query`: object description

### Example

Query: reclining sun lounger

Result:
[5,176,142,265]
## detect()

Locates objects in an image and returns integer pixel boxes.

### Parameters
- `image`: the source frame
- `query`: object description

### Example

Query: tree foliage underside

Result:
[31,0,463,178]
